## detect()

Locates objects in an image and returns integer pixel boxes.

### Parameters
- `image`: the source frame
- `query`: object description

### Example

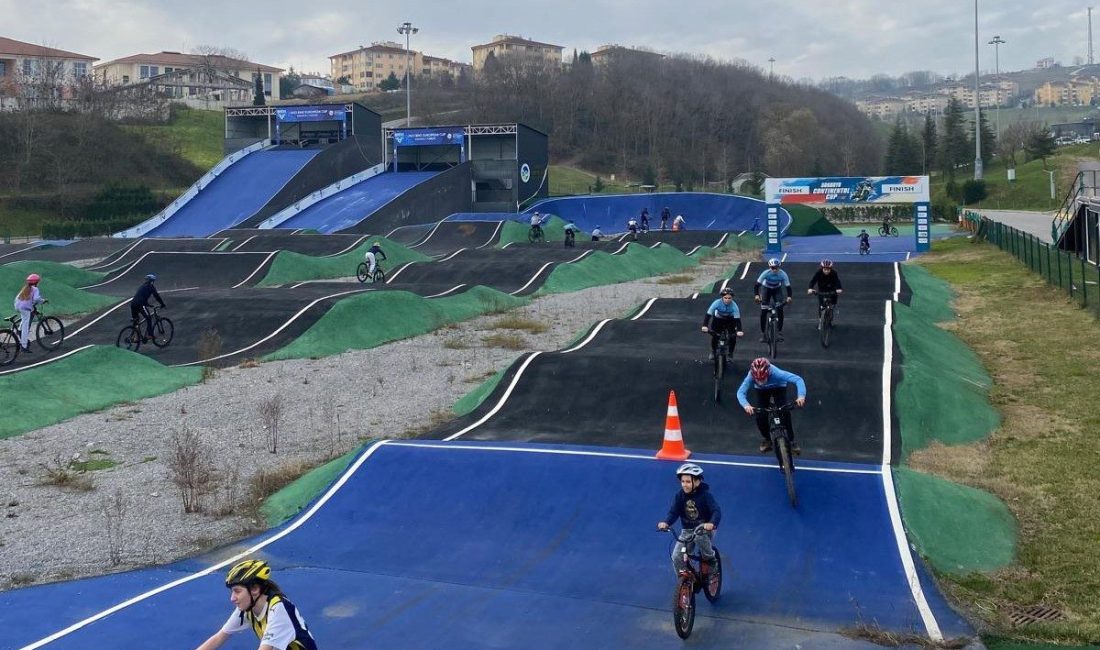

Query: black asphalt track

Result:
[434,262,908,465]
[225,232,369,256]
[0,238,133,264]
[407,221,503,256]
[387,247,605,296]
[86,238,230,271]
[81,251,279,296]
[48,285,373,367]
[604,230,737,253]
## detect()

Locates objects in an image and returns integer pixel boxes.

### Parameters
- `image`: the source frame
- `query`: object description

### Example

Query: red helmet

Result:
[26,273,40,285]
[750,357,771,382]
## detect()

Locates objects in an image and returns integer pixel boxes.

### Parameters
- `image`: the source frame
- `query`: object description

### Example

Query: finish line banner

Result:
[764,176,929,204]
[392,127,465,147]
[274,106,346,123]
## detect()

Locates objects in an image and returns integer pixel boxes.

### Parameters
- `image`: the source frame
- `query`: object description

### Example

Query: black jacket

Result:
[663,482,722,529]
[808,269,842,292]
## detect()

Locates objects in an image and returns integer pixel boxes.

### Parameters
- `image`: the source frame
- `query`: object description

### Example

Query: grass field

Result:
[913,237,1100,646]
[123,105,225,172]
[549,165,686,196]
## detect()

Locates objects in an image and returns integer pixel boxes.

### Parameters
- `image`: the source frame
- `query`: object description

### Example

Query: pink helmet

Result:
[26,273,40,285]
[750,357,771,383]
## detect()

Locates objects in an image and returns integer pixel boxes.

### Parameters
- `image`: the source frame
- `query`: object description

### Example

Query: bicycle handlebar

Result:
[755,402,800,413]
[658,524,711,539]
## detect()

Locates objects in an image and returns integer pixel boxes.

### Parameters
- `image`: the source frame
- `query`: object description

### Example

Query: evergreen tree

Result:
[379,71,401,91]
[885,118,906,173]
[252,70,265,106]
[921,112,937,174]
[973,111,996,165]
[937,98,969,179]
[1025,128,1057,166]
[884,118,922,175]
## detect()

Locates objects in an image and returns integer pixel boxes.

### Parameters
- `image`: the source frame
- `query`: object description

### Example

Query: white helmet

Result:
[676,463,704,478]
[767,257,781,268]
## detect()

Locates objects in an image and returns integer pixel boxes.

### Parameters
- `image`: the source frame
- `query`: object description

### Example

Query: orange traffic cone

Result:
[656,390,691,460]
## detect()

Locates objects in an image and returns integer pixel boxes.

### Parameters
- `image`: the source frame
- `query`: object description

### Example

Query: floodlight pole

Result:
[398,21,418,127]
[973,0,983,180]
[988,36,1006,138]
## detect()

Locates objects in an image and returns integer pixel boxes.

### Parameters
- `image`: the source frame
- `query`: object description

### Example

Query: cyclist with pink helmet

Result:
[807,259,843,315]
[12,273,46,353]
[736,357,806,453]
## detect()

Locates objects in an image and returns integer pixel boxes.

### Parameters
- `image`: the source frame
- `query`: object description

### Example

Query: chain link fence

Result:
[980,217,1100,318]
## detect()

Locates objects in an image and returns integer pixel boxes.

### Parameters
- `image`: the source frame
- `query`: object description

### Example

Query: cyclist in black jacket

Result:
[131,273,166,341]
[806,259,843,315]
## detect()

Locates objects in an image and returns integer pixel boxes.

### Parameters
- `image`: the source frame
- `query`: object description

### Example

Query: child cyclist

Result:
[657,463,721,574]
[701,287,743,360]
[195,559,318,650]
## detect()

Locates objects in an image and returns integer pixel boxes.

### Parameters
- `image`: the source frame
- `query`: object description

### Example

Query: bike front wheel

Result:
[356,262,370,283]
[767,318,779,359]
[777,437,798,508]
[372,268,385,284]
[820,308,832,348]
[152,317,174,347]
[673,578,696,639]
[889,226,899,237]
[117,325,142,351]
[0,328,19,366]
[702,548,723,603]
[36,316,65,351]
[713,352,725,403]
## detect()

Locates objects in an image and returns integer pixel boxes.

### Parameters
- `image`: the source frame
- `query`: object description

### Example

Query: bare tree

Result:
[258,396,283,454]
[168,424,216,513]
[102,487,126,566]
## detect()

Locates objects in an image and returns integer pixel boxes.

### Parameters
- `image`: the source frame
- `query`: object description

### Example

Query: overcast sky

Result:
[4,0,1098,81]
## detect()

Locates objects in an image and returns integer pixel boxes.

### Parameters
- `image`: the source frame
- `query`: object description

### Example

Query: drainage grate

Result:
[1007,605,1066,627]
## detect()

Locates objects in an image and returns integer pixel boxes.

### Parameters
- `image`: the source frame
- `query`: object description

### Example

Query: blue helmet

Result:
[145,273,157,282]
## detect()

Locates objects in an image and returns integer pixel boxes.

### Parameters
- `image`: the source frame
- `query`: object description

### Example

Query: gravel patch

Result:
[0,248,751,590]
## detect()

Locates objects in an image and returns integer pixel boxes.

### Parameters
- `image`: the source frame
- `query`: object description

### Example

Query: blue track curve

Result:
[527,192,784,233]
[147,149,320,238]
[274,171,437,234]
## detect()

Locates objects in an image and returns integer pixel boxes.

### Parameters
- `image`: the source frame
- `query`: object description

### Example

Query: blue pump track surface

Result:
[147,149,321,238]
[3,441,971,650]
[274,171,438,234]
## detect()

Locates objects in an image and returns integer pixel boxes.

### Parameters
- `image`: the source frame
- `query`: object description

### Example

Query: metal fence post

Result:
[1070,252,1076,299]
[1046,243,1052,284]
[1082,257,1089,308]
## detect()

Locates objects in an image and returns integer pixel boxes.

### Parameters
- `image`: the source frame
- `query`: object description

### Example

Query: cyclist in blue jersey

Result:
[737,357,806,453]
[753,258,792,342]
[700,287,743,360]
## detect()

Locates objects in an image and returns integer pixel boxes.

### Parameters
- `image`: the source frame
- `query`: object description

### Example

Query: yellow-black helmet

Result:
[225,559,271,588]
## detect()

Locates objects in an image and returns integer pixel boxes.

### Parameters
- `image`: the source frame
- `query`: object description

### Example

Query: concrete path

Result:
[978,209,1056,242]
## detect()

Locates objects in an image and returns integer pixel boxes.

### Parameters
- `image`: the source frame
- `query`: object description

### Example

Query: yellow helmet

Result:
[225,559,271,588]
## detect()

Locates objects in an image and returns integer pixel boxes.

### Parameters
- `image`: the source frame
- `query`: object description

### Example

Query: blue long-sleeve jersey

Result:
[736,365,806,408]
[705,298,740,320]
[755,269,791,290]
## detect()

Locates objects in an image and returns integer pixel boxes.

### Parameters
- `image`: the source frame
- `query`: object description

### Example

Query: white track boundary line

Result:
[444,352,543,440]
[19,438,395,650]
[892,262,901,301]
[409,219,447,249]
[501,242,515,249]
[715,233,730,247]
[509,262,555,295]
[323,235,369,258]
[560,320,611,353]
[477,221,503,249]
[718,278,731,292]
[425,284,466,298]
[437,247,466,263]
[0,344,94,376]
[630,298,659,320]
[392,441,881,475]
[780,252,788,263]
[0,243,46,260]
[384,262,414,284]
[80,251,273,289]
[86,239,144,270]
[690,292,700,299]
[230,235,257,251]
[686,245,702,256]
[739,262,752,280]
[231,251,280,288]
[737,230,747,237]
[611,242,630,254]
[880,298,943,641]
[66,287,199,341]
[172,288,368,366]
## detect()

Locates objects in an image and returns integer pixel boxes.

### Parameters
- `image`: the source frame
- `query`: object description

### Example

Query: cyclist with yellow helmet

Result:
[195,558,318,650]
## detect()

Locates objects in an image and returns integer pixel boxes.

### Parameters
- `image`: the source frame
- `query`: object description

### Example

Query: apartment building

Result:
[903,93,950,114]
[936,82,1017,109]
[330,42,423,92]
[94,51,282,107]
[0,36,97,108]
[589,44,664,66]
[471,34,563,71]
[422,55,470,81]
[855,97,907,119]
[1034,79,1099,106]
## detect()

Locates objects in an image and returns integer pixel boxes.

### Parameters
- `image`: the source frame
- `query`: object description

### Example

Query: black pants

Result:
[130,304,154,337]
[564,230,575,247]
[753,386,795,442]
[816,292,838,311]
[709,319,739,354]
[759,287,786,332]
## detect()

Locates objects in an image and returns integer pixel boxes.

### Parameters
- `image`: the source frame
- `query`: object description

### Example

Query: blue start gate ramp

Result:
[5,440,971,650]
[270,171,438,234]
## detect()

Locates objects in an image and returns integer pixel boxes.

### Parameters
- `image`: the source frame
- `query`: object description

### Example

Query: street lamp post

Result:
[397,21,418,127]
[989,35,1006,139]
[973,0,983,180]
[768,57,775,78]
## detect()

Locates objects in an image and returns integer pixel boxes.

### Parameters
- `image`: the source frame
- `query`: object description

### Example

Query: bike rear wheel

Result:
[0,328,19,366]
[702,547,723,603]
[356,262,369,283]
[35,316,65,351]
[117,325,142,351]
[673,578,696,639]
[778,437,798,508]
[152,317,175,347]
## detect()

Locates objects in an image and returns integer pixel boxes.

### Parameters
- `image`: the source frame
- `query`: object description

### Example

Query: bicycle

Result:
[811,290,837,348]
[759,298,785,359]
[117,306,173,352]
[0,327,19,366]
[564,229,575,248]
[858,240,870,255]
[661,525,722,639]
[3,306,65,357]
[878,224,899,237]
[528,225,545,244]
[756,402,800,508]
[706,327,739,403]
[356,262,385,284]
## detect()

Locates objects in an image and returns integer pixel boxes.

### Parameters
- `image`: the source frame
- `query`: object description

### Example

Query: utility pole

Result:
[1090,7,1095,65]
[989,35,1006,137]
[397,21,418,127]
[973,0,983,180]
